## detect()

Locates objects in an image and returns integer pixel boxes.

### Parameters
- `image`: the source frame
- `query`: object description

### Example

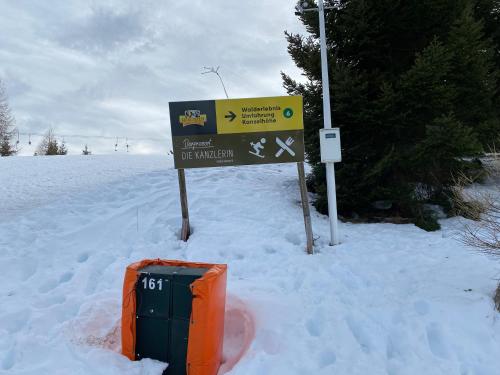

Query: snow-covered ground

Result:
[1,155,500,375]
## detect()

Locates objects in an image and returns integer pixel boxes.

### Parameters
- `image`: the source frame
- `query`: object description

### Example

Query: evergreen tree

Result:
[0,79,17,156]
[475,0,500,70]
[58,140,68,155]
[446,5,500,145]
[36,129,67,155]
[46,138,59,155]
[283,0,500,230]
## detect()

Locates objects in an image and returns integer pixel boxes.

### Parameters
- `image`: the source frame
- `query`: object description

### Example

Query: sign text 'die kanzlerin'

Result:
[169,96,304,169]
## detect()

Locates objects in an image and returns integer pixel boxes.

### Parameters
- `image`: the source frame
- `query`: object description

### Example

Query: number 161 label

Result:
[141,277,165,291]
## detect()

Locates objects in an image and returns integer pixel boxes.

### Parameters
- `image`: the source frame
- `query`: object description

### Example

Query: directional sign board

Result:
[169,96,304,169]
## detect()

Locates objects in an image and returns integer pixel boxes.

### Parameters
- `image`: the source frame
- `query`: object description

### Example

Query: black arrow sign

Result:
[225,111,236,122]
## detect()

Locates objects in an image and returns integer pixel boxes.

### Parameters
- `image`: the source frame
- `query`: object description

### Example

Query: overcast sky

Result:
[0,0,306,155]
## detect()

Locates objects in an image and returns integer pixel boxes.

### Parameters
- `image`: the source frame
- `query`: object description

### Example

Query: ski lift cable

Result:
[18,132,167,142]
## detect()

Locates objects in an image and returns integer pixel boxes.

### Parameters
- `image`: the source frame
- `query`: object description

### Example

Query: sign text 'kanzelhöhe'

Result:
[169,96,304,169]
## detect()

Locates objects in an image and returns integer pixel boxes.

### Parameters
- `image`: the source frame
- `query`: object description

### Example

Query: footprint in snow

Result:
[318,349,337,368]
[386,329,407,360]
[426,322,449,359]
[59,272,73,283]
[346,316,373,354]
[285,231,301,246]
[306,308,326,337]
[77,252,89,263]
[306,318,322,337]
[264,246,277,254]
[258,329,281,355]
[1,347,15,371]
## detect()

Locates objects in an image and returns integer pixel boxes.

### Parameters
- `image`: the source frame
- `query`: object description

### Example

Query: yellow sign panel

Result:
[215,95,303,134]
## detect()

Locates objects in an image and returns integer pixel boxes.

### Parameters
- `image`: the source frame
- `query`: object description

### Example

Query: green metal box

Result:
[135,265,208,375]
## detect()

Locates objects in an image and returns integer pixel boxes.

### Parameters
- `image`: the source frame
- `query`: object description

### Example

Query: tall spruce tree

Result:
[0,79,16,157]
[283,0,500,230]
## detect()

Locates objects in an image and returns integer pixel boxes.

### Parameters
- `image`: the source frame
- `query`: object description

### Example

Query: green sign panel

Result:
[169,96,304,169]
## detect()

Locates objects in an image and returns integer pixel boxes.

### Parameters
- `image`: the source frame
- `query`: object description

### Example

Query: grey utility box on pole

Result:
[319,128,341,163]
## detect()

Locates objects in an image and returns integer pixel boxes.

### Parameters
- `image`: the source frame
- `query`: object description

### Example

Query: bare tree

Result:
[453,153,500,252]
[452,151,500,310]
[0,79,17,156]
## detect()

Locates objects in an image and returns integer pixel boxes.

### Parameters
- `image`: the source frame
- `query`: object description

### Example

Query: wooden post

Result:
[177,168,191,241]
[297,162,314,254]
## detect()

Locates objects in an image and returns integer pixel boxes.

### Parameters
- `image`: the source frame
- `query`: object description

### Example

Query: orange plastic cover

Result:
[121,259,227,375]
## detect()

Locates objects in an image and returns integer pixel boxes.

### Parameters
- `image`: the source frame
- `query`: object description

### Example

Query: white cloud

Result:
[0,0,306,155]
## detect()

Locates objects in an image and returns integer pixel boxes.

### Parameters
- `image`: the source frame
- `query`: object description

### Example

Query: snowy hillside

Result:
[1,155,500,375]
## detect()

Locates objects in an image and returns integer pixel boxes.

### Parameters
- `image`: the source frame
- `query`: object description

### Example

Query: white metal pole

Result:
[318,0,340,245]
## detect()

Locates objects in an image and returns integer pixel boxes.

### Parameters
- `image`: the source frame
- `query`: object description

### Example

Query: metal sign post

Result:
[297,161,314,254]
[169,95,314,253]
[177,168,190,242]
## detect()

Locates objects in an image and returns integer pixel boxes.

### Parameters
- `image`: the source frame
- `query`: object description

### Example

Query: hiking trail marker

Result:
[170,95,313,254]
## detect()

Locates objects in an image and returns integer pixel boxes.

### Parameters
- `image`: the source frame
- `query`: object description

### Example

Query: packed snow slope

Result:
[1,155,500,375]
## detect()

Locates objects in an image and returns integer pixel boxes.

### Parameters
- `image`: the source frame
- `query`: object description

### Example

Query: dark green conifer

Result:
[283,0,500,230]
